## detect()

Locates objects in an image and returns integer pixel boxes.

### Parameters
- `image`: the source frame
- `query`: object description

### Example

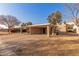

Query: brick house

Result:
[27,23,66,37]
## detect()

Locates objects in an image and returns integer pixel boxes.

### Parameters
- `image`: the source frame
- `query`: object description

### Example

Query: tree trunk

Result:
[54,26,56,35]
[53,25,58,35]
[52,25,56,35]
[52,27,54,35]
[20,27,22,34]
[8,27,11,34]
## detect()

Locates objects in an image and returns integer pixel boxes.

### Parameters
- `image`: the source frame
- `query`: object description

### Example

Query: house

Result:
[0,24,8,32]
[13,23,27,33]
[27,23,66,37]
[0,24,8,29]
[66,22,79,34]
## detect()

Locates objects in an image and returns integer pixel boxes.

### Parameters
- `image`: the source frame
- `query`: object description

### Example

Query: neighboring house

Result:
[0,24,8,29]
[0,23,22,32]
[0,24,8,32]
[13,23,27,33]
[14,23,22,29]
[66,22,79,34]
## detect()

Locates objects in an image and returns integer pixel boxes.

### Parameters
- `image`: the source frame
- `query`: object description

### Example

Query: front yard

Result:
[0,33,79,55]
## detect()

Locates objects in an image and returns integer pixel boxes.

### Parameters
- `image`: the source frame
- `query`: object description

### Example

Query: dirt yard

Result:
[0,33,79,56]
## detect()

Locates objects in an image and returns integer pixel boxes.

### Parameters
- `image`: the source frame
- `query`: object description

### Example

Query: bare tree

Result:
[64,3,79,26]
[0,15,20,34]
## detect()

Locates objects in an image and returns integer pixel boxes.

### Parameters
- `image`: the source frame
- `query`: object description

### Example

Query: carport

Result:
[27,23,53,37]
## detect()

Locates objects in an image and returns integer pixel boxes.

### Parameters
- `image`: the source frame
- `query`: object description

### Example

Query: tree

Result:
[64,4,79,26]
[48,11,62,25]
[20,22,32,33]
[47,11,62,35]
[26,21,32,25]
[64,21,66,24]
[21,22,32,30]
[0,15,20,34]
[21,23,26,28]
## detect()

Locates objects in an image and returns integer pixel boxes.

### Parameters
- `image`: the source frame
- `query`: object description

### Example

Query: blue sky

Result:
[0,3,72,24]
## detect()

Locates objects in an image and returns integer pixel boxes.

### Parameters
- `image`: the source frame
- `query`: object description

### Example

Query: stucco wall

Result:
[57,24,66,32]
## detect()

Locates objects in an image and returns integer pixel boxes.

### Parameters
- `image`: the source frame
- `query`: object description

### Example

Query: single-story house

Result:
[66,22,79,34]
[0,24,8,32]
[0,24,8,29]
[26,23,66,37]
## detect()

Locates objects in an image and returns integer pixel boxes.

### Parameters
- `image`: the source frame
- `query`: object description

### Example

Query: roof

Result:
[66,22,75,25]
[27,23,67,28]
[27,23,51,27]
[14,23,22,28]
[14,25,21,28]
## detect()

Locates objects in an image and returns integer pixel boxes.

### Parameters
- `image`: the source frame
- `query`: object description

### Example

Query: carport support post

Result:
[47,25,50,37]
[20,27,22,34]
[29,27,32,34]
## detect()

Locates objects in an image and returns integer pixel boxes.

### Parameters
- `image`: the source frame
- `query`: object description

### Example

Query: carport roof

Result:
[27,23,51,27]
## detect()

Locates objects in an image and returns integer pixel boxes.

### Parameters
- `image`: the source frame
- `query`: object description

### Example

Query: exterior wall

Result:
[57,24,66,32]
[30,27,44,34]
[28,24,66,35]
[27,23,67,36]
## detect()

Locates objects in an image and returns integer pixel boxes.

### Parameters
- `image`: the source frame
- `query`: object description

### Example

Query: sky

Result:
[0,3,72,24]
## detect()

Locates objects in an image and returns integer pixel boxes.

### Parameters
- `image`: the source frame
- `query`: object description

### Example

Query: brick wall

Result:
[30,27,43,34]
